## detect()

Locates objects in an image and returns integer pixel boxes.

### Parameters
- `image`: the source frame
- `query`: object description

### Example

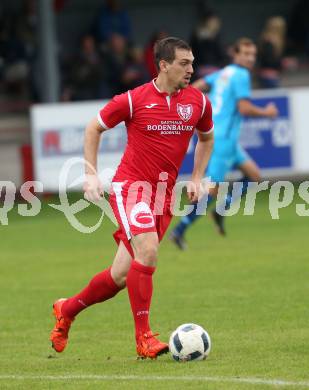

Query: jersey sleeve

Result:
[196,95,214,133]
[97,91,131,129]
[233,70,251,101]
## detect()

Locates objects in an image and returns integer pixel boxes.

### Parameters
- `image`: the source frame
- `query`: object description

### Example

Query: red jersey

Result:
[98,80,213,188]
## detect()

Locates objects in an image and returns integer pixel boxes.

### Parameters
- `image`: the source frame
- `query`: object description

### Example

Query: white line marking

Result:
[0,375,308,387]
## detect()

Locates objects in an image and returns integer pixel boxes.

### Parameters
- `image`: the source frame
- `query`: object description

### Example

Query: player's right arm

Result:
[192,78,210,92]
[83,117,107,201]
[192,71,218,92]
[83,92,131,201]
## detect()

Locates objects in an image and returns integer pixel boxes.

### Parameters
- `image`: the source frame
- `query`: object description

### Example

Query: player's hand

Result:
[187,180,202,203]
[265,103,278,118]
[83,174,104,202]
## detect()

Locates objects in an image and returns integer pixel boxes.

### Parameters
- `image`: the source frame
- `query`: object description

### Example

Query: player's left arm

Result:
[188,97,214,202]
[235,70,278,118]
[189,130,214,202]
[238,99,278,118]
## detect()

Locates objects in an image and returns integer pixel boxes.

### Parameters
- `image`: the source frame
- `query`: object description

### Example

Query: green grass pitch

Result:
[0,191,308,389]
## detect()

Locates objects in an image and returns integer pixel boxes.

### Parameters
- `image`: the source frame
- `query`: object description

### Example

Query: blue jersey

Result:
[205,64,251,143]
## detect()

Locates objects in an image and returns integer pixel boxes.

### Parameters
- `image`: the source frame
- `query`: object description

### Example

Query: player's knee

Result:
[110,264,128,288]
[116,275,127,288]
[136,244,158,266]
[111,270,127,288]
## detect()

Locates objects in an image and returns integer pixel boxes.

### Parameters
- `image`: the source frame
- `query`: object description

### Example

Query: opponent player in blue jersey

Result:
[170,38,278,249]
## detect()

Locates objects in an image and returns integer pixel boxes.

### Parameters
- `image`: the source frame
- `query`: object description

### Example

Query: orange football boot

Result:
[136,331,169,359]
[50,298,74,352]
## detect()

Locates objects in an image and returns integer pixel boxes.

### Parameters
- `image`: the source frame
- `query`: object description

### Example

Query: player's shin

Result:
[173,194,213,236]
[219,177,250,212]
[126,259,155,340]
[61,267,122,319]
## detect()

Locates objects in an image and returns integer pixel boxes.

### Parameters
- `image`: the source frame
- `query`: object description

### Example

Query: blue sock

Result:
[224,177,250,210]
[174,194,213,236]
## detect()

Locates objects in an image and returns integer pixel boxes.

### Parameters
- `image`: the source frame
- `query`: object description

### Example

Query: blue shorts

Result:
[206,143,250,183]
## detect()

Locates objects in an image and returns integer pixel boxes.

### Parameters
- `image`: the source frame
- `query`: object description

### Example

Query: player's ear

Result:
[159,59,169,73]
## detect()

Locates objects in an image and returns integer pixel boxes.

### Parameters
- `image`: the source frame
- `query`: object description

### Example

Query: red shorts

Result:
[109,180,173,257]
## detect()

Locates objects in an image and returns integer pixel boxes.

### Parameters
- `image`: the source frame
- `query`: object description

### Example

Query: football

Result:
[169,323,211,362]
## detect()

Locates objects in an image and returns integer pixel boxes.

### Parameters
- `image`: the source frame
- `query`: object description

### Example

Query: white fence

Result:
[30,88,309,192]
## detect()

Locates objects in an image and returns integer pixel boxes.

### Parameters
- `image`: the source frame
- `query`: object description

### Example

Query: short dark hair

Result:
[233,37,255,53]
[154,37,191,70]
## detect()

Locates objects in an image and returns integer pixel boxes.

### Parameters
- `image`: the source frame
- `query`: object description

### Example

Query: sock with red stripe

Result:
[126,260,155,341]
[61,267,122,319]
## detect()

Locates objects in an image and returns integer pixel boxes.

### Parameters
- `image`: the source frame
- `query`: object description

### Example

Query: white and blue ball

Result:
[169,323,211,362]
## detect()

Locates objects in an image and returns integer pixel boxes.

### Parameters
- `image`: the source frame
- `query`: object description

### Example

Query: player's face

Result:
[166,49,194,89]
[235,45,257,70]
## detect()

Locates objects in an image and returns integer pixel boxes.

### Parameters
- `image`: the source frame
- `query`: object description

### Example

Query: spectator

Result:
[61,34,110,101]
[144,30,168,79]
[190,13,226,79]
[0,17,29,97]
[0,0,38,99]
[287,0,309,57]
[94,0,132,48]
[15,0,39,100]
[258,16,286,89]
[122,47,149,89]
[103,33,129,95]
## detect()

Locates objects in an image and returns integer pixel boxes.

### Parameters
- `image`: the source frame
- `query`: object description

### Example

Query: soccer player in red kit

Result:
[50,37,214,359]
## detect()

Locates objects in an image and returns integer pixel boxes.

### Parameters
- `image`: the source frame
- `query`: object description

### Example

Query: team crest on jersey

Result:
[177,103,193,122]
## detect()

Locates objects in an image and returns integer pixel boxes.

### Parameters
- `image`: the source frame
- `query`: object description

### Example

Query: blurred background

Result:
[1,0,309,190]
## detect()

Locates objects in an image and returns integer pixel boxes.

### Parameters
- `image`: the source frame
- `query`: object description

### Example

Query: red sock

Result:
[126,260,155,341]
[62,267,122,319]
